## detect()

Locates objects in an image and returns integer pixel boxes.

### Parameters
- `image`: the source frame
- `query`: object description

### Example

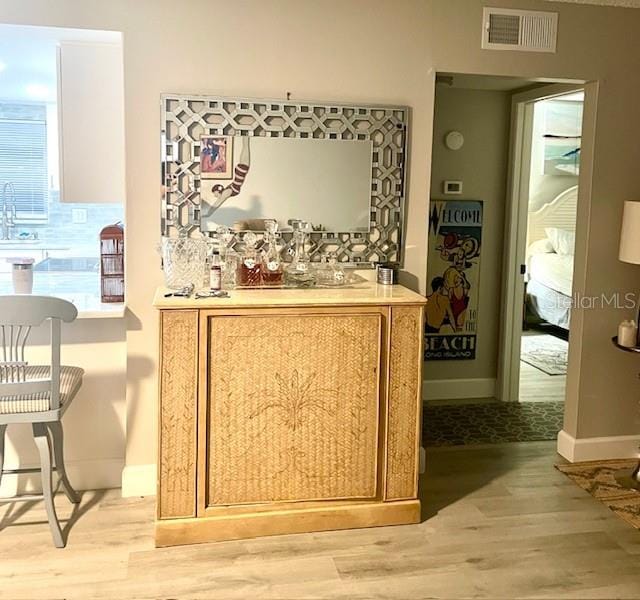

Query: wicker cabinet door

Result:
[385,306,423,501]
[158,310,198,519]
[204,311,382,506]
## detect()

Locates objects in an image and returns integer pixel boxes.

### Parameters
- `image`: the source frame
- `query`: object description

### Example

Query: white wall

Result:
[1,0,640,494]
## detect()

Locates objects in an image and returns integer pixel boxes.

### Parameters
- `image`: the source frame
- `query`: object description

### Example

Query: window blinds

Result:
[0,117,48,221]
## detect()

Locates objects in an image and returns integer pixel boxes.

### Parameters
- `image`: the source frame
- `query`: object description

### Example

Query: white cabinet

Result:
[57,41,125,204]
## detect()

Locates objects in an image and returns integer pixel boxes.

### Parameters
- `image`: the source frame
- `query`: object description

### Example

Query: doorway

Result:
[519,91,582,404]
[498,85,586,406]
[423,73,591,449]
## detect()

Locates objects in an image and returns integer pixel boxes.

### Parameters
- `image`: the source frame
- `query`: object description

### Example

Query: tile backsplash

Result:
[22,190,124,257]
[0,191,124,297]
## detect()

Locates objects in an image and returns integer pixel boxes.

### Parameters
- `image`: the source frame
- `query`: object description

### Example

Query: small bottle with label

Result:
[261,220,284,286]
[209,250,222,291]
[237,231,262,286]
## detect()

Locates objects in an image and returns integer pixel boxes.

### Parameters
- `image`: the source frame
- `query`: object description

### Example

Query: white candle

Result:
[619,320,638,348]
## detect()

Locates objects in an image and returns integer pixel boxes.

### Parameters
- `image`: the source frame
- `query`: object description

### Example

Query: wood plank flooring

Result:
[1,441,639,599]
[519,361,566,403]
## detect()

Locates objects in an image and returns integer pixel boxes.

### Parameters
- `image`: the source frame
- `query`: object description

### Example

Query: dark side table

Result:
[611,336,640,490]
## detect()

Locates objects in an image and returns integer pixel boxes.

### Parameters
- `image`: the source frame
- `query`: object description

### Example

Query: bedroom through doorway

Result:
[518,91,582,405]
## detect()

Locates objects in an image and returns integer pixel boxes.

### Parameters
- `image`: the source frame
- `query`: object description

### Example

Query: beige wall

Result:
[425,86,511,386]
[2,0,640,491]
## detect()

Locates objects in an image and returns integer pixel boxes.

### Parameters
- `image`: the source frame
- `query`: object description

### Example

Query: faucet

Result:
[1,182,16,241]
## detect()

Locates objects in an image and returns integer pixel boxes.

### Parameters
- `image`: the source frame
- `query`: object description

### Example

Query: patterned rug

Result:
[556,460,640,529]
[423,401,564,446]
[521,334,568,376]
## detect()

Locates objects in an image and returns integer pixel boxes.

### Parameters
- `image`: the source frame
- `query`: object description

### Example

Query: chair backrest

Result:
[0,296,78,411]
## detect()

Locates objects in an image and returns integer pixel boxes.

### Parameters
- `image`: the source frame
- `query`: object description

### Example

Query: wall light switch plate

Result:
[444,180,463,195]
[71,208,88,224]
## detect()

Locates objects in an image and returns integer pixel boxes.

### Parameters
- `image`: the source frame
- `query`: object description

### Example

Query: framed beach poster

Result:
[425,200,483,361]
[200,135,233,179]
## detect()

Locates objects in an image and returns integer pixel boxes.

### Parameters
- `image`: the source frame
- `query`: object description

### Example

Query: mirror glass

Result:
[199,137,372,233]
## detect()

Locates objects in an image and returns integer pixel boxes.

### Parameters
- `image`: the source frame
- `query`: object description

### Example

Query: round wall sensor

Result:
[445,131,464,151]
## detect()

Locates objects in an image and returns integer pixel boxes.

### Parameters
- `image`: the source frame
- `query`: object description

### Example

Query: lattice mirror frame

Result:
[161,94,409,267]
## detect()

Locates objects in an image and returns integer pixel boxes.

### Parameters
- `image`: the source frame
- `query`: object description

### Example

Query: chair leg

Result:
[47,422,80,504]
[32,423,64,548]
[0,424,6,490]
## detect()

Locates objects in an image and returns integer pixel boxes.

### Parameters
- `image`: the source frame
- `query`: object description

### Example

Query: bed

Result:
[525,185,577,330]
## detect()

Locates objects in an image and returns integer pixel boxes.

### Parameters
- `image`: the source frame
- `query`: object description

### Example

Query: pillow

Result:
[527,238,555,256]
[545,227,575,256]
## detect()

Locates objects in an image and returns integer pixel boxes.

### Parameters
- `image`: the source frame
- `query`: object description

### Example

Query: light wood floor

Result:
[519,361,566,403]
[1,441,639,599]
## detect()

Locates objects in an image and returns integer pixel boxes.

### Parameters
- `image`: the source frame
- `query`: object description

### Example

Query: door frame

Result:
[497,82,590,402]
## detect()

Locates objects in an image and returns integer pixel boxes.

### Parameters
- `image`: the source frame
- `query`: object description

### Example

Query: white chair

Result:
[0,296,83,548]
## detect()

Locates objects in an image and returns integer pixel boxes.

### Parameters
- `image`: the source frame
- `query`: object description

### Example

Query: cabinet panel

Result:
[57,41,125,203]
[205,312,382,506]
[385,306,423,500]
[158,310,198,519]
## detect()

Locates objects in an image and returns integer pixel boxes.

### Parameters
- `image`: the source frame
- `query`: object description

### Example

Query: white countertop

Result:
[73,299,126,319]
[154,282,426,309]
[0,291,125,319]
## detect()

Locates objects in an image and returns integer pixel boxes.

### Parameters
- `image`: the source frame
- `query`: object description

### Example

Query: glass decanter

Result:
[260,220,284,286]
[316,252,346,287]
[285,221,316,287]
[217,226,238,289]
[236,231,262,287]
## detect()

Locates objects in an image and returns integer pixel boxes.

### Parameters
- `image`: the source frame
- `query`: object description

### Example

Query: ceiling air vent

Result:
[482,7,558,53]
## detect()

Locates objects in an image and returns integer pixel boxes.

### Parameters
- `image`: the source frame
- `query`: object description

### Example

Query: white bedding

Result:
[528,252,574,297]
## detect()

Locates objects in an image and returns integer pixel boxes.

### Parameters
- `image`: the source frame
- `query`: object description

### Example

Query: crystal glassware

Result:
[160,236,210,289]
[261,220,284,286]
[237,231,262,286]
[316,252,346,287]
[217,226,238,289]
[222,251,239,289]
[285,221,316,287]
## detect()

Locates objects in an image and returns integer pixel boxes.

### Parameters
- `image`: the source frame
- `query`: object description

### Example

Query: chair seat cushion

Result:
[0,366,84,414]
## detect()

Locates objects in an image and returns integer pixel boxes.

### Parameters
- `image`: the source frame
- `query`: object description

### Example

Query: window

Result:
[0,102,49,222]
[0,24,125,307]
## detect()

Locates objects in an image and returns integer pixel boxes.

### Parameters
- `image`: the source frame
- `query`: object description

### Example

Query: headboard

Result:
[527,185,578,247]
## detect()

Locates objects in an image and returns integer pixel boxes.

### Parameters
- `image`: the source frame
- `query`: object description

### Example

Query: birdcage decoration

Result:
[100,222,124,303]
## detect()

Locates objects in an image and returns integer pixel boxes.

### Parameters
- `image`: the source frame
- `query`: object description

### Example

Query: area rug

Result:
[521,334,568,376]
[423,401,564,446]
[556,460,640,529]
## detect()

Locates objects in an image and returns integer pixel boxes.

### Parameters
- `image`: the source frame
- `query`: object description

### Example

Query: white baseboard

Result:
[557,430,640,462]
[0,457,124,498]
[121,463,156,497]
[423,378,496,401]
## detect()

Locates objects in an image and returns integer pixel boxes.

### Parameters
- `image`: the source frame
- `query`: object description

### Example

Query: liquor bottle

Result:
[260,220,284,286]
[209,250,222,291]
[237,231,262,286]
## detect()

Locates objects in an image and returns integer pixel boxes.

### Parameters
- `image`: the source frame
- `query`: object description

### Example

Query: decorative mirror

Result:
[161,94,409,266]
